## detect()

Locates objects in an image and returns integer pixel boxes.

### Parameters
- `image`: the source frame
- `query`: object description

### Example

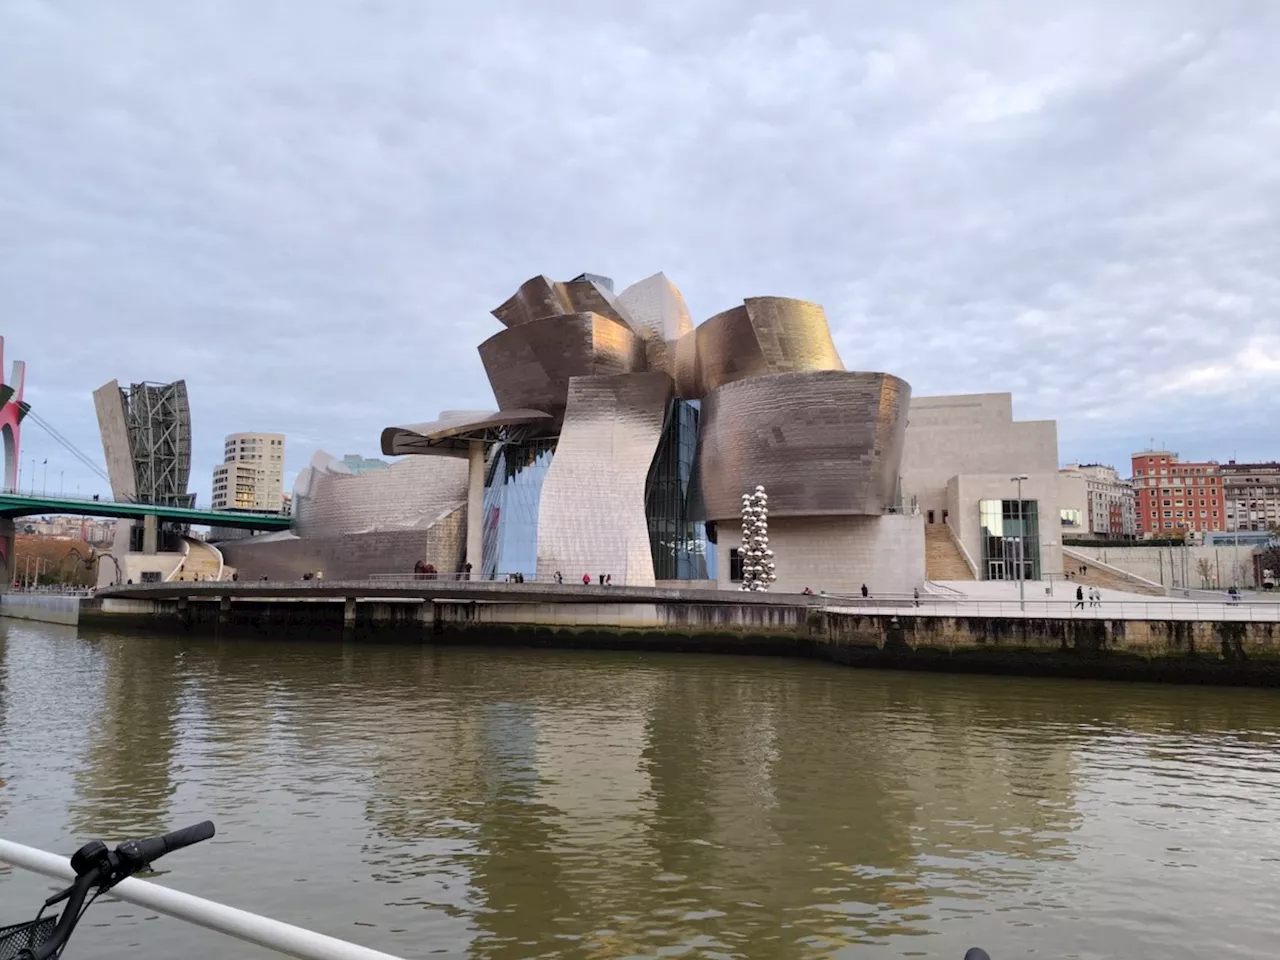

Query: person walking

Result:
[582,573,591,585]
[913,586,920,607]
[554,570,563,584]
[1075,584,1085,609]
[861,583,869,598]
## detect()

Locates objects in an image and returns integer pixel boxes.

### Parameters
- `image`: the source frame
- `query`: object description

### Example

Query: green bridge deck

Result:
[0,493,293,531]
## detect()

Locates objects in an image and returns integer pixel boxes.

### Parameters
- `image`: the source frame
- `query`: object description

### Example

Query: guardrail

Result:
[7,585,94,597]
[366,572,596,584]
[0,489,287,519]
[0,837,405,960]
[822,595,1280,622]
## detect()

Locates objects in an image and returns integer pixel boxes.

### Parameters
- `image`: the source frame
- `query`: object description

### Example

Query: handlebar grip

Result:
[160,820,216,853]
[119,820,215,867]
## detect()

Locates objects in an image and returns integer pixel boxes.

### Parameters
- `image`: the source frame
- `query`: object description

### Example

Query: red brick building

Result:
[1130,450,1224,538]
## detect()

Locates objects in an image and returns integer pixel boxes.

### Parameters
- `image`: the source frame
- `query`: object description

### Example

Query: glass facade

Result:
[1060,507,1082,529]
[979,499,1041,581]
[481,437,557,581]
[644,399,716,581]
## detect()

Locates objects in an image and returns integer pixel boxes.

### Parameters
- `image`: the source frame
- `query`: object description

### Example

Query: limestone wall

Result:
[714,514,926,595]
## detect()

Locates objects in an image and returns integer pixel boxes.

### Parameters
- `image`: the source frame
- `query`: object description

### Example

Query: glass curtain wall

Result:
[481,437,557,581]
[644,399,715,580]
[979,499,1041,581]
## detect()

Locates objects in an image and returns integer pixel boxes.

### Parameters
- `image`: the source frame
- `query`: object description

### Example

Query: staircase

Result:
[169,537,227,582]
[926,524,974,580]
[1063,548,1165,597]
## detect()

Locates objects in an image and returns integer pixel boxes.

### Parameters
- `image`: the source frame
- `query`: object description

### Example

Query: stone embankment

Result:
[42,581,1280,687]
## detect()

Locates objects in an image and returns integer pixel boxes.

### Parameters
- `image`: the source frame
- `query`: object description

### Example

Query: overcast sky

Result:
[1,0,1277,502]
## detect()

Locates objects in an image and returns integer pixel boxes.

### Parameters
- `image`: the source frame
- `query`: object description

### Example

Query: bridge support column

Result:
[0,517,13,594]
[343,597,357,630]
[142,513,158,555]
[465,440,485,578]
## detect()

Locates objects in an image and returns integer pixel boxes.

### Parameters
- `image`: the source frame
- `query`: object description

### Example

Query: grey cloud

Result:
[1,0,1277,504]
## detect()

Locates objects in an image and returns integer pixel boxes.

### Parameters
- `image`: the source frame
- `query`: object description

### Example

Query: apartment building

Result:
[1130,450,1224,538]
[1059,463,1136,538]
[1222,461,1280,532]
[212,432,286,513]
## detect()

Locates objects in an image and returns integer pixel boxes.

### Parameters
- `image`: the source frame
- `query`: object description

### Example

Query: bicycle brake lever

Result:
[43,884,74,908]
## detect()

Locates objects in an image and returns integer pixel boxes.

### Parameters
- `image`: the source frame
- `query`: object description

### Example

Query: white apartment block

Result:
[1222,461,1280,532]
[1059,463,1136,538]
[212,432,286,512]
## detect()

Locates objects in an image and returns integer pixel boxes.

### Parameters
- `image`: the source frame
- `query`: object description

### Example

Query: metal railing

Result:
[366,572,608,585]
[822,594,1280,622]
[0,489,288,519]
[0,837,404,960]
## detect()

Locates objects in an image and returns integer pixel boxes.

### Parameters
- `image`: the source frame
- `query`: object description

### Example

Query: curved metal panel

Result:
[492,275,635,330]
[478,312,646,416]
[491,276,564,328]
[535,372,673,586]
[381,408,554,457]
[696,370,911,520]
[616,272,694,376]
[674,297,845,399]
[293,452,468,539]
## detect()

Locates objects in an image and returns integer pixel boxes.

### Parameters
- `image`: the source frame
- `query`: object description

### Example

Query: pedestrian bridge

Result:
[0,492,293,531]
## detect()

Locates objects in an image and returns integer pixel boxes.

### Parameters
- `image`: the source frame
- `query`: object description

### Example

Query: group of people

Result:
[549,571,613,585]
[1075,584,1103,608]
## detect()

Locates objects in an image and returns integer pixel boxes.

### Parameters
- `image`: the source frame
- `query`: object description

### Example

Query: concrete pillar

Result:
[0,517,13,594]
[142,513,158,555]
[343,596,357,629]
[465,440,485,577]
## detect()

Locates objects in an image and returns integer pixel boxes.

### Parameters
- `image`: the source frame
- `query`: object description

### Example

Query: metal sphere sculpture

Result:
[739,484,776,592]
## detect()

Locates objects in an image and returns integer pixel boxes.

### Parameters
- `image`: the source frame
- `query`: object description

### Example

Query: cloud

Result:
[1,0,1277,501]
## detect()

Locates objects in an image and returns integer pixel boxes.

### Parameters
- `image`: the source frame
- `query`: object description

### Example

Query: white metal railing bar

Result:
[0,838,406,960]
[819,596,1280,622]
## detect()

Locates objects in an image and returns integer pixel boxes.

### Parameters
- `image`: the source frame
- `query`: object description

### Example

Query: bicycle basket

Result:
[0,917,56,960]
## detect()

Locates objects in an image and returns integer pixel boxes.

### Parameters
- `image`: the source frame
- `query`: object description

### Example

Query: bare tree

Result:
[1195,557,1214,589]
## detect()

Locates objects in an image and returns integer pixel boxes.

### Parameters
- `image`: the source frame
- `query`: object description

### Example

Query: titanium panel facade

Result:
[492,275,635,331]
[616,272,694,376]
[673,297,844,399]
[697,370,911,521]
[479,312,646,417]
[225,453,470,579]
[535,372,672,585]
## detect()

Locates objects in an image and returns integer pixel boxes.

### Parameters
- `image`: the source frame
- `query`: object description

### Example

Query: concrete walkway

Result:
[827,580,1280,622]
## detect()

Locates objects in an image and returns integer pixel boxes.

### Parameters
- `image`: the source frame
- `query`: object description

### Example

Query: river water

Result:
[3,623,1280,960]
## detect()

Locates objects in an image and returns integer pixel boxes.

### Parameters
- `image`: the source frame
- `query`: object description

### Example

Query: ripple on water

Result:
[4,629,1280,958]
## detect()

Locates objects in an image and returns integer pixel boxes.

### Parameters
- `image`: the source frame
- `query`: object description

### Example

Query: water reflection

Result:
[4,626,1280,960]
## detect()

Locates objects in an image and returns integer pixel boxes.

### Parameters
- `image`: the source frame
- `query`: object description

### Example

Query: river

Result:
[2,622,1279,959]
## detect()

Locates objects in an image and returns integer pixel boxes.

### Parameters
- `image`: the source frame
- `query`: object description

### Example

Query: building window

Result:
[979,499,1040,581]
[1164,511,1172,518]
[1060,508,1081,528]
[729,548,744,582]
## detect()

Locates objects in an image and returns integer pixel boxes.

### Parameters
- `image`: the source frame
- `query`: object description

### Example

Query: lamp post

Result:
[1011,475,1029,611]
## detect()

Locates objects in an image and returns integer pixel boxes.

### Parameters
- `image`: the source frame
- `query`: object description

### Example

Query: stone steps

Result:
[925,524,974,581]
[1063,553,1165,597]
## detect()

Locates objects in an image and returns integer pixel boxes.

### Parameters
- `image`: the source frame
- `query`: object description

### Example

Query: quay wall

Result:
[1,594,81,625]
[70,594,1280,685]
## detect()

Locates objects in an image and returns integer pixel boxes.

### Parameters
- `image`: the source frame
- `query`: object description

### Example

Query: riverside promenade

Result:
[0,577,1271,686]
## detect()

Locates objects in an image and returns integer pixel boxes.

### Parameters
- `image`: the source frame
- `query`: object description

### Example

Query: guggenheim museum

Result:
[222,272,1067,593]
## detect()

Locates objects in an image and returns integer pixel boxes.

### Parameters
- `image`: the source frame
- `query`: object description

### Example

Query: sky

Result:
[1,0,1278,504]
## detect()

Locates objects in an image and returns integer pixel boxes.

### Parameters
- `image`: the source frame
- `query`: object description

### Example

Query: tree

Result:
[1195,557,1215,588]
[1259,544,1280,590]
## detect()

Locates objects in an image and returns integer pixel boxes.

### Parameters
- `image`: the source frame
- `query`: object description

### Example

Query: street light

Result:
[1011,475,1029,611]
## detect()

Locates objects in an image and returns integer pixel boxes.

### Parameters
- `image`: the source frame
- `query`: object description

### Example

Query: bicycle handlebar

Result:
[18,821,216,960]
[117,820,215,871]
